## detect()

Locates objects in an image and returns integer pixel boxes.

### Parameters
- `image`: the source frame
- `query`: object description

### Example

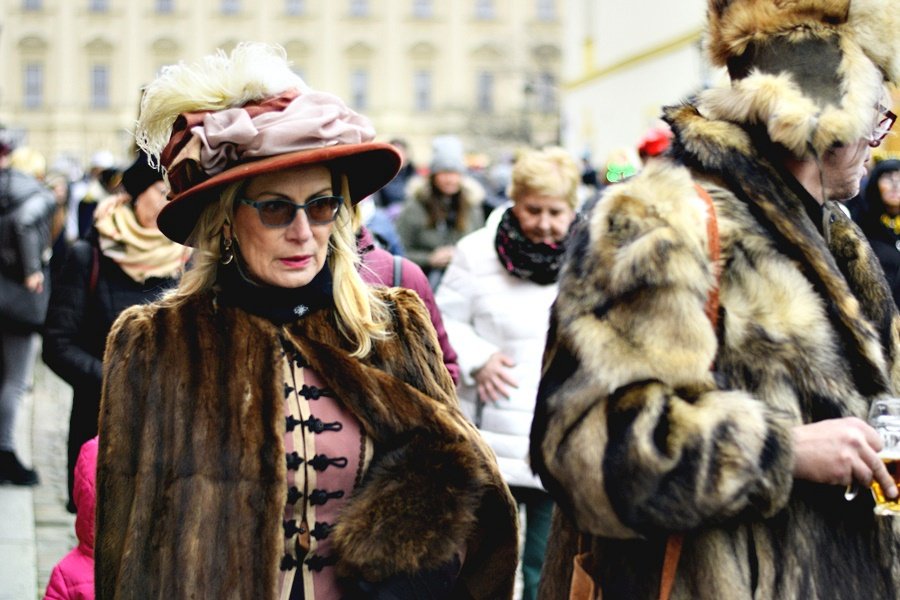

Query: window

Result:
[536,0,555,21]
[285,0,305,15]
[24,63,43,109]
[476,71,494,112]
[536,71,557,113]
[474,0,494,19]
[413,0,432,18]
[23,0,42,10]
[221,0,240,15]
[89,0,109,11]
[350,69,369,110]
[91,65,110,109]
[414,70,432,112]
[156,0,174,13]
[349,0,368,17]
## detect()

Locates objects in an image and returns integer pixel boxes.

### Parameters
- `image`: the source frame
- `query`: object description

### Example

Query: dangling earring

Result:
[220,236,234,265]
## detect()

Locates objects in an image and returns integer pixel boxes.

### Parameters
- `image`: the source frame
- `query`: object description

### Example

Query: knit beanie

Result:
[123,151,163,200]
[429,135,466,174]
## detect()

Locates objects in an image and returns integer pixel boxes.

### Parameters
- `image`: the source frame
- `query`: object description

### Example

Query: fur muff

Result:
[96,288,518,599]
[530,99,900,599]
[702,0,900,157]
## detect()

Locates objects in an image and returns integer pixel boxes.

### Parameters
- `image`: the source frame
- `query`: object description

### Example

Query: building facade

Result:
[0,0,563,173]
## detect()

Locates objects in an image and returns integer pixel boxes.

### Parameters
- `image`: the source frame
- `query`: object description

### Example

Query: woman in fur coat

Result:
[531,1,900,599]
[95,43,517,600]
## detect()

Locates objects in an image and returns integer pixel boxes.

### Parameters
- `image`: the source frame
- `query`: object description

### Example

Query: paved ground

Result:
[0,351,75,600]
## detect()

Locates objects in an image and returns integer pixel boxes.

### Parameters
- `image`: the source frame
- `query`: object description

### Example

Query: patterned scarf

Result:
[93,196,189,283]
[880,213,900,235]
[493,208,570,285]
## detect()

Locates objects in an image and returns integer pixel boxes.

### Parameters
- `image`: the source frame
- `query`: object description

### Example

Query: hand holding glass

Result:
[868,398,900,516]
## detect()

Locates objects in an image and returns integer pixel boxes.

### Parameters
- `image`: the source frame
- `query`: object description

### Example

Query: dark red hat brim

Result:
[157,141,401,245]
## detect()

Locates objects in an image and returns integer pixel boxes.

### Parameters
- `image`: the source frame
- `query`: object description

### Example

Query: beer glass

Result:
[868,397,900,516]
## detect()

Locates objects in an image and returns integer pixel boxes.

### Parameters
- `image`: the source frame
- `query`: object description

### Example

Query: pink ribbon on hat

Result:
[192,90,376,176]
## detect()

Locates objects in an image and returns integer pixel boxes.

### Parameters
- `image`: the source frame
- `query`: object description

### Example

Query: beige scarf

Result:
[93,195,189,283]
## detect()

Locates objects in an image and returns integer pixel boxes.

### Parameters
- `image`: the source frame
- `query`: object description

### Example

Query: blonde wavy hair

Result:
[165,173,391,357]
[507,146,580,209]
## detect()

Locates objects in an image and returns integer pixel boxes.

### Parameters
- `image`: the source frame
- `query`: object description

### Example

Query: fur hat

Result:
[122,150,164,200]
[429,135,466,174]
[134,43,400,245]
[699,0,900,158]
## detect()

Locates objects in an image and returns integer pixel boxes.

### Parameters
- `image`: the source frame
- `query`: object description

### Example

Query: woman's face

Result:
[134,181,168,230]
[232,165,336,288]
[878,170,900,217]
[511,193,575,244]
[433,171,462,196]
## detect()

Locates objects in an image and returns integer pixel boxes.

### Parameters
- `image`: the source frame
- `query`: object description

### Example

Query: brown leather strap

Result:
[694,183,720,330]
[658,533,683,600]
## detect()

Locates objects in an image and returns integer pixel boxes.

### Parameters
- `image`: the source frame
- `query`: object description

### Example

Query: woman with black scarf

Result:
[435,146,580,600]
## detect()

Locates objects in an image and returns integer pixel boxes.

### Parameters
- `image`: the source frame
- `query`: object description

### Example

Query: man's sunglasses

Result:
[239,195,343,228]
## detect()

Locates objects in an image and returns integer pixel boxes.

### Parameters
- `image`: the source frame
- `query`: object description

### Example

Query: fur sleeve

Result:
[530,163,793,538]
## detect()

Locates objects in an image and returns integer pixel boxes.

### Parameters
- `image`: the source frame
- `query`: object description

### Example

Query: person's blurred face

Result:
[511,193,576,244]
[232,165,335,288]
[821,138,870,202]
[433,171,462,196]
[878,170,900,216]
[133,181,168,230]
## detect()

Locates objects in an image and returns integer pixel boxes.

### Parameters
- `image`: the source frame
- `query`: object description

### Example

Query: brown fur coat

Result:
[530,99,900,599]
[95,287,517,599]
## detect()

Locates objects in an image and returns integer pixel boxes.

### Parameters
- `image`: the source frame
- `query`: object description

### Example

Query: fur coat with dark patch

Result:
[95,287,518,599]
[530,99,900,600]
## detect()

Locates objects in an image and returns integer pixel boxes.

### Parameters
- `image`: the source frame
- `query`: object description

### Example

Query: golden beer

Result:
[871,454,900,516]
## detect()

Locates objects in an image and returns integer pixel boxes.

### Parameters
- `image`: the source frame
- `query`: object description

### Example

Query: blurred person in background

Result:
[43,150,187,512]
[353,202,460,386]
[68,150,117,241]
[436,146,580,600]
[0,130,55,485]
[853,158,900,307]
[395,135,485,289]
[371,137,416,221]
[42,437,97,600]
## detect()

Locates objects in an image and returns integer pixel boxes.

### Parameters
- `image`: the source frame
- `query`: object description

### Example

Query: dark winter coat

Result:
[0,168,56,332]
[530,100,900,599]
[854,159,900,308]
[95,287,518,599]
[42,236,177,507]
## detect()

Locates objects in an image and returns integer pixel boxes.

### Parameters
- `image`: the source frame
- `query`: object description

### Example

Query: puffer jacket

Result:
[43,437,97,600]
[436,210,556,489]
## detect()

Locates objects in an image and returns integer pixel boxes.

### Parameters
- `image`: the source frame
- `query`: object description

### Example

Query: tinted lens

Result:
[305,196,341,224]
[257,199,297,226]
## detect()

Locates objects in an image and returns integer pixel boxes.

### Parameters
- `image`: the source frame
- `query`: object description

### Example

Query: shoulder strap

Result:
[392,254,403,287]
[90,246,100,296]
[658,184,720,600]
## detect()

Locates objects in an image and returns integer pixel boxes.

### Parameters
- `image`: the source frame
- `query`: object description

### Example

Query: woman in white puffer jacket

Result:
[435,147,580,600]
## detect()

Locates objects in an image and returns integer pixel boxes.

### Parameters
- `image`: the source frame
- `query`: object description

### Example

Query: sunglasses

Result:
[239,195,343,228]
[871,106,897,146]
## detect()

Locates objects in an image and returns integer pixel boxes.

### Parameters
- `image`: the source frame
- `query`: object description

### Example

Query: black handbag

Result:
[0,265,50,333]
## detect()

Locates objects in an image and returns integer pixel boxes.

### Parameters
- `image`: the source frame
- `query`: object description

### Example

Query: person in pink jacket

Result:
[356,223,460,385]
[43,437,97,600]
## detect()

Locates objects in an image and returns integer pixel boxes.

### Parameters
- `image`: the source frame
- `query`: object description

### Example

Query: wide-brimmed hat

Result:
[699,0,900,158]
[135,44,400,246]
[155,89,400,245]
